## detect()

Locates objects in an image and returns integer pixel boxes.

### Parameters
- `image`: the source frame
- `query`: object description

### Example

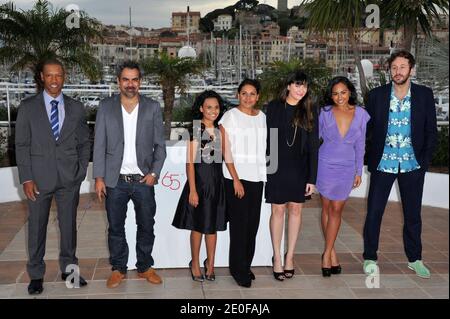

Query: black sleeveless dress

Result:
[172,124,227,234]
[265,100,310,204]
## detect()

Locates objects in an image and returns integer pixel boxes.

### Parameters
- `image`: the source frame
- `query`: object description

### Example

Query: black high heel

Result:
[322,267,332,277]
[203,259,215,281]
[272,256,285,281]
[331,265,342,274]
[283,253,295,279]
[189,260,204,282]
[321,254,332,277]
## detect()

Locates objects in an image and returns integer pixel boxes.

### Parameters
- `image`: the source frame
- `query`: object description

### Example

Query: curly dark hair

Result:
[387,50,416,70]
[324,76,358,107]
[192,90,225,126]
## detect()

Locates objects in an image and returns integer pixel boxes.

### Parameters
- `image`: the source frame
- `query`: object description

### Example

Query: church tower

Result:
[278,0,288,11]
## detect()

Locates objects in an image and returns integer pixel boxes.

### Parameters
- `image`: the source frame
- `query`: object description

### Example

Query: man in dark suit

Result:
[15,59,91,294]
[93,61,166,288]
[363,50,438,278]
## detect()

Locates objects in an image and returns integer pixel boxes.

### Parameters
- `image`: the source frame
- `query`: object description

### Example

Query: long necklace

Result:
[285,102,297,147]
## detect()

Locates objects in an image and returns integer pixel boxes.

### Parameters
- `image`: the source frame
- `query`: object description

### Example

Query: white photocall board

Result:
[125,142,281,269]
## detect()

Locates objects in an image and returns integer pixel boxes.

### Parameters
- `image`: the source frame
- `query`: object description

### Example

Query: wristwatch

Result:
[150,172,158,178]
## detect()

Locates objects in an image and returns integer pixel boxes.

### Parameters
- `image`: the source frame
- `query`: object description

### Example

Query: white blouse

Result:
[219,107,267,182]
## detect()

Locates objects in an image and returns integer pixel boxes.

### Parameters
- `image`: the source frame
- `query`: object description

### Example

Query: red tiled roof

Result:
[172,12,201,17]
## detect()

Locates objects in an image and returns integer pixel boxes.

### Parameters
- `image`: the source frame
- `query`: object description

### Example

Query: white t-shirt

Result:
[219,107,267,182]
[120,104,144,175]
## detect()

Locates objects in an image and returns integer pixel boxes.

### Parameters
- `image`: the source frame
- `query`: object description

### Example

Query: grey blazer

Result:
[93,94,166,188]
[15,92,91,190]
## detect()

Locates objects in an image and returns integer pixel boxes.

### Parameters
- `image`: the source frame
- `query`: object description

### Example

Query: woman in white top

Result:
[219,79,267,288]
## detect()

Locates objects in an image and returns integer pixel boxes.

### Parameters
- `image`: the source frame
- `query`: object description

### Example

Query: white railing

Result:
[0,162,448,208]
[0,82,238,96]
[0,81,238,98]
[0,82,239,129]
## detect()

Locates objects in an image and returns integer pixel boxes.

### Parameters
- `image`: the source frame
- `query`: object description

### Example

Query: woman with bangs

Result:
[265,71,319,281]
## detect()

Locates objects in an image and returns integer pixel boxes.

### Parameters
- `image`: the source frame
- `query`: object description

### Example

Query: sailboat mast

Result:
[186,6,190,46]
[239,25,242,83]
[129,6,132,60]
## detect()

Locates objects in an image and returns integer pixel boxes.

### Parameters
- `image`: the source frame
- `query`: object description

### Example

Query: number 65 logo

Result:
[161,172,181,190]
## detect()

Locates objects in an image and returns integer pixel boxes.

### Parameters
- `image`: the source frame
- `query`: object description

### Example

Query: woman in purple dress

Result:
[316,76,370,277]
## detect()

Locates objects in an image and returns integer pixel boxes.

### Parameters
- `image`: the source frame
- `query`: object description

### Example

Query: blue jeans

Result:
[106,179,156,273]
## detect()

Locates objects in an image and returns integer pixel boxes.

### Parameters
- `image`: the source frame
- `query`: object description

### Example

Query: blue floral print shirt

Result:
[377,85,420,173]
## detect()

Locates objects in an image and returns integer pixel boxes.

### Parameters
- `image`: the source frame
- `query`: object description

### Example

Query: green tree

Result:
[258,58,332,107]
[431,126,449,173]
[0,128,7,165]
[418,38,449,91]
[200,6,235,33]
[301,0,370,101]
[380,0,449,52]
[142,54,204,139]
[160,30,177,38]
[367,69,388,92]
[235,0,259,11]
[277,16,293,36]
[0,0,102,91]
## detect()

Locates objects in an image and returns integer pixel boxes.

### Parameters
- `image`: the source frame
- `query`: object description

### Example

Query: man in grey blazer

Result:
[15,59,90,295]
[93,61,166,288]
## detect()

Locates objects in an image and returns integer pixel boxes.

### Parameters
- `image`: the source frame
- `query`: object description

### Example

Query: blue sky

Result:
[9,0,298,28]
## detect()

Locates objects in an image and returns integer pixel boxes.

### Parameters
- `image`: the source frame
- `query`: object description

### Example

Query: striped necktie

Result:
[50,100,59,140]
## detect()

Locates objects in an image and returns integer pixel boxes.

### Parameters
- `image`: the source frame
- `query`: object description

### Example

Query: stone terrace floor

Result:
[0,194,448,299]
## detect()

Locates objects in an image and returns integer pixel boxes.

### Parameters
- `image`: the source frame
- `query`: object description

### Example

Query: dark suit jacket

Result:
[15,92,91,190]
[92,94,167,188]
[365,82,438,173]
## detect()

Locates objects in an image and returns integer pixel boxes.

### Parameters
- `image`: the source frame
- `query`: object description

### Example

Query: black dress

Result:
[265,99,318,204]
[172,124,227,234]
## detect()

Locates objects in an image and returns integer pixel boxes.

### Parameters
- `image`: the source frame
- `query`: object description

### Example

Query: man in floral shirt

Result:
[362,50,437,279]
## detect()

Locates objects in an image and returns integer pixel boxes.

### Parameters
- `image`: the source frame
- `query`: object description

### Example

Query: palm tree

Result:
[0,0,102,91]
[301,0,370,101]
[259,58,332,107]
[142,54,204,139]
[380,0,449,52]
[419,38,449,91]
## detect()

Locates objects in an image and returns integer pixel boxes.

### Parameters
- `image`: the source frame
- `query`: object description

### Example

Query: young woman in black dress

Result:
[172,91,226,282]
[265,71,319,281]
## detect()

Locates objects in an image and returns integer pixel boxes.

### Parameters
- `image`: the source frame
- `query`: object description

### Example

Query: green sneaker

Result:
[363,260,378,275]
[408,260,431,279]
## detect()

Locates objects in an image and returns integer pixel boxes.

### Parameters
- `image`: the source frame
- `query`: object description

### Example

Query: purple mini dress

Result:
[316,106,370,201]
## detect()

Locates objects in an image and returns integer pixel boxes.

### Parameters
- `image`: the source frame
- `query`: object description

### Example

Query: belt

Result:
[119,174,144,183]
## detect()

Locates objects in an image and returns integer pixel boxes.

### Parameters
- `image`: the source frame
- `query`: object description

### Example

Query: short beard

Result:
[122,90,138,99]
[393,77,409,85]
[392,70,412,86]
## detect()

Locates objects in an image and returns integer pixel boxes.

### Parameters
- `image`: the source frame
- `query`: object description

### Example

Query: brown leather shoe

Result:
[138,268,162,284]
[106,270,125,288]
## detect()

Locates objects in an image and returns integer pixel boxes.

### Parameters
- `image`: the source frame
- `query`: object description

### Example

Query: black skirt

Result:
[172,161,227,234]
[265,157,310,204]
